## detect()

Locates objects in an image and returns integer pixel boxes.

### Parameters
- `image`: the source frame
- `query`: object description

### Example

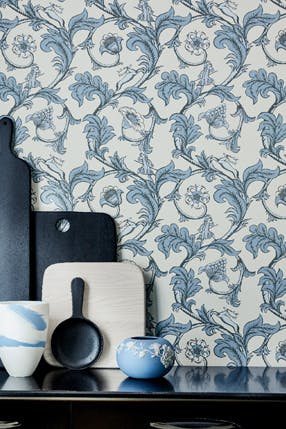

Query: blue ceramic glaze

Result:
[8,304,47,330]
[116,336,175,379]
[0,301,49,376]
[0,336,46,348]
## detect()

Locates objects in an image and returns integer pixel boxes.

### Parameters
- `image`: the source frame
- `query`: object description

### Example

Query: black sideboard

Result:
[0,364,285,428]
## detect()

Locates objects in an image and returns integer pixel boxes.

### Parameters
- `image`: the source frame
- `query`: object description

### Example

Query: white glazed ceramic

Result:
[0,301,49,377]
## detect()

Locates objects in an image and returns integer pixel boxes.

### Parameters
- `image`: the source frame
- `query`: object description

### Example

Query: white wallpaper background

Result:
[1,0,286,367]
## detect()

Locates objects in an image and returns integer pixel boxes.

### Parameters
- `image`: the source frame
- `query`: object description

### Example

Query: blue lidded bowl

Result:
[116,336,175,379]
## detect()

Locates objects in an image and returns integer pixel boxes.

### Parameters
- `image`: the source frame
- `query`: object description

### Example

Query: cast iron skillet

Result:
[51,277,103,370]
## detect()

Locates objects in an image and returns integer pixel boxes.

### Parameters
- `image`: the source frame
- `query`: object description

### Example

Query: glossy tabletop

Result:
[1,365,286,400]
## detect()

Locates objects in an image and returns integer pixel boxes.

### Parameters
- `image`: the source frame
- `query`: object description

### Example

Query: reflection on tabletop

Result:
[43,369,104,391]
[118,376,174,392]
[166,366,286,394]
[0,372,39,391]
[1,366,286,394]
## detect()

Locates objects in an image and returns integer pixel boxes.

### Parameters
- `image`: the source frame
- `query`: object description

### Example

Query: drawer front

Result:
[71,400,260,429]
[0,401,70,429]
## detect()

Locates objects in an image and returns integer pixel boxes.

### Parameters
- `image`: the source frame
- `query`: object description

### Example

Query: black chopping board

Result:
[0,116,30,300]
[30,211,117,300]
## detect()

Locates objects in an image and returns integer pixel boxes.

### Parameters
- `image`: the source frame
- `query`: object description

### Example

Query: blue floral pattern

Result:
[1,0,286,367]
[117,339,175,368]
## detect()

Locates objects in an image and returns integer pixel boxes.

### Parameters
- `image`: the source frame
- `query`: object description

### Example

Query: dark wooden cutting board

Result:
[0,116,30,300]
[30,211,117,300]
[0,116,117,302]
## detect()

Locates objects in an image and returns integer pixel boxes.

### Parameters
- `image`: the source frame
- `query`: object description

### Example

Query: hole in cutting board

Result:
[55,218,70,233]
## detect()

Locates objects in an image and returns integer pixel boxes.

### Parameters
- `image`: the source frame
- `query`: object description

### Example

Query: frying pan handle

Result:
[71,277,85,318]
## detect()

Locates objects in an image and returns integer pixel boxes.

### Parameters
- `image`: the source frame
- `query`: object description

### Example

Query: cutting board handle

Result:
[0,117,14,159]
[71,277,85,318]
[0,116,30,301]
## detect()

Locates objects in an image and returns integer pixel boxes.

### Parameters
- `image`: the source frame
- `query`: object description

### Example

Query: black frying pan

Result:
[51,277,103,370]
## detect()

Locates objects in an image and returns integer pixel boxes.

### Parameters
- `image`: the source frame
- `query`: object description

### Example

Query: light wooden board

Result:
[42,262,146,368]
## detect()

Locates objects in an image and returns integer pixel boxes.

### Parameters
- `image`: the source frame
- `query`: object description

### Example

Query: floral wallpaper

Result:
[1,0,286,367]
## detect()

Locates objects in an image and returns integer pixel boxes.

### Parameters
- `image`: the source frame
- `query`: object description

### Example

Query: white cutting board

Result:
[42,262,146,368]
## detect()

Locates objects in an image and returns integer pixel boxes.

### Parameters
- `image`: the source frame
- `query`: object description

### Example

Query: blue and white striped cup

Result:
[0,301,49,377]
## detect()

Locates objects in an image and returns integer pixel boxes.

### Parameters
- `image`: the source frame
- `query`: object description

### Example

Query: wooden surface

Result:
[30,211,117,300]
[0,396,279,429]
[0,117,30,300]
[0,366,286,429]
[42,262,146,368]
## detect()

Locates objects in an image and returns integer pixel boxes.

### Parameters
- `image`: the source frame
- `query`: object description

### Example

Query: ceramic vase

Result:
[0,301,49,377]
[116,336,175,379]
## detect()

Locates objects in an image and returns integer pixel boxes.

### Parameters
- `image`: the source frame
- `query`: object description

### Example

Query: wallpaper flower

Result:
[0,0,286,367]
